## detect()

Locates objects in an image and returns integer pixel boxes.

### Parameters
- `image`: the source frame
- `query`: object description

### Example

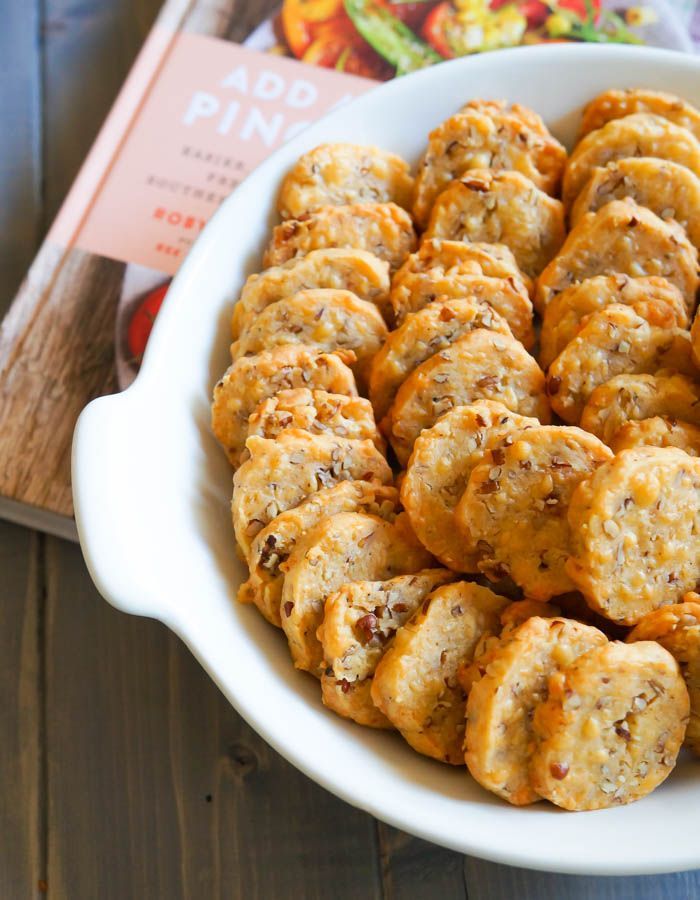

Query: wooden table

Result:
[2,3,700,897]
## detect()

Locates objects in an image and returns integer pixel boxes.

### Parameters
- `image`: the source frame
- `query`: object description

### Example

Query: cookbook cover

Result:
[0,0,692,539]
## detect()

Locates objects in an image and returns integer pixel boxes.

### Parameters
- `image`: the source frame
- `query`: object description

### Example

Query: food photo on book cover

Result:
[259,0,682,77]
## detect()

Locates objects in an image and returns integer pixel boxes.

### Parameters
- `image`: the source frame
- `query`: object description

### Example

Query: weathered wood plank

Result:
[0,1,42,313]
[378,825,467,900]
[45,539,382,898]
[44,539,185,897]
[0,4,46,896]
[168,617,381,898]
[374,823,700,899]
[464,856,700,899]
[0,524,43,898]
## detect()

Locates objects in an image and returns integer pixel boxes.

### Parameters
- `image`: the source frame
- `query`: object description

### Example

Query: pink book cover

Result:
[0,0,689,538]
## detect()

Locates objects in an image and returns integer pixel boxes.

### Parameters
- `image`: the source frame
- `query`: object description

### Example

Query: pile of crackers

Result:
[211,90,700,811]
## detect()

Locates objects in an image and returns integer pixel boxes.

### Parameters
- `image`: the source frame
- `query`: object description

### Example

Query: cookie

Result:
[212,345,357,468]
[580,372,700,445]
[423,170,565,278]
[263,202,417,271]
[318,569,456,728]
[281,512,434,673]
[535,200,699,315]
[230,289,388,385]
[371,581,509,763]
[531,641,689,810]
[368,298,513,422]
[387,329,550,466]
[239,481,398,627]
[463,99,553,138]
[401,401,538,572]
[231,248,391,338]
[232,430,392,561]
[501,599,562,633]
[539,275,688,369]
[563,113,700,208]
[277,143,414,219]
[458,599,563,694]
[456,426,612,600]
[570,158,700,249]
[246,389,384,456]
[579,89,700,141]
[393,237,533,295]
[390,270,534,346]
[611,416,700,456]
[547,302,697,424]
[465,616,607,805]
[412,109,566,226]
[566,447,700,624]
[628,601,700,755]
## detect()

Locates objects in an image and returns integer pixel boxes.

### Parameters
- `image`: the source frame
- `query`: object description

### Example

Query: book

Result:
[0,0,693,540]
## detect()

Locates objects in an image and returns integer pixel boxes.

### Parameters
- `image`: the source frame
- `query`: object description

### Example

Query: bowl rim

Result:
[73,42,700,876]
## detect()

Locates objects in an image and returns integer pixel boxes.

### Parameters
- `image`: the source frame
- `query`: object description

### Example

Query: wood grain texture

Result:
[0,247,123,515]
[464,858,700,900]
[0,524,43,897]
[45,538,382,899]
[167,631,381,899]
[378,825,467,899]
[0,7,46,888]
[0,1,42,314]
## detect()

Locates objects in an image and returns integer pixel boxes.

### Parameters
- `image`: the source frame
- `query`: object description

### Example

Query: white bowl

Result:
[73,44,700,876]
